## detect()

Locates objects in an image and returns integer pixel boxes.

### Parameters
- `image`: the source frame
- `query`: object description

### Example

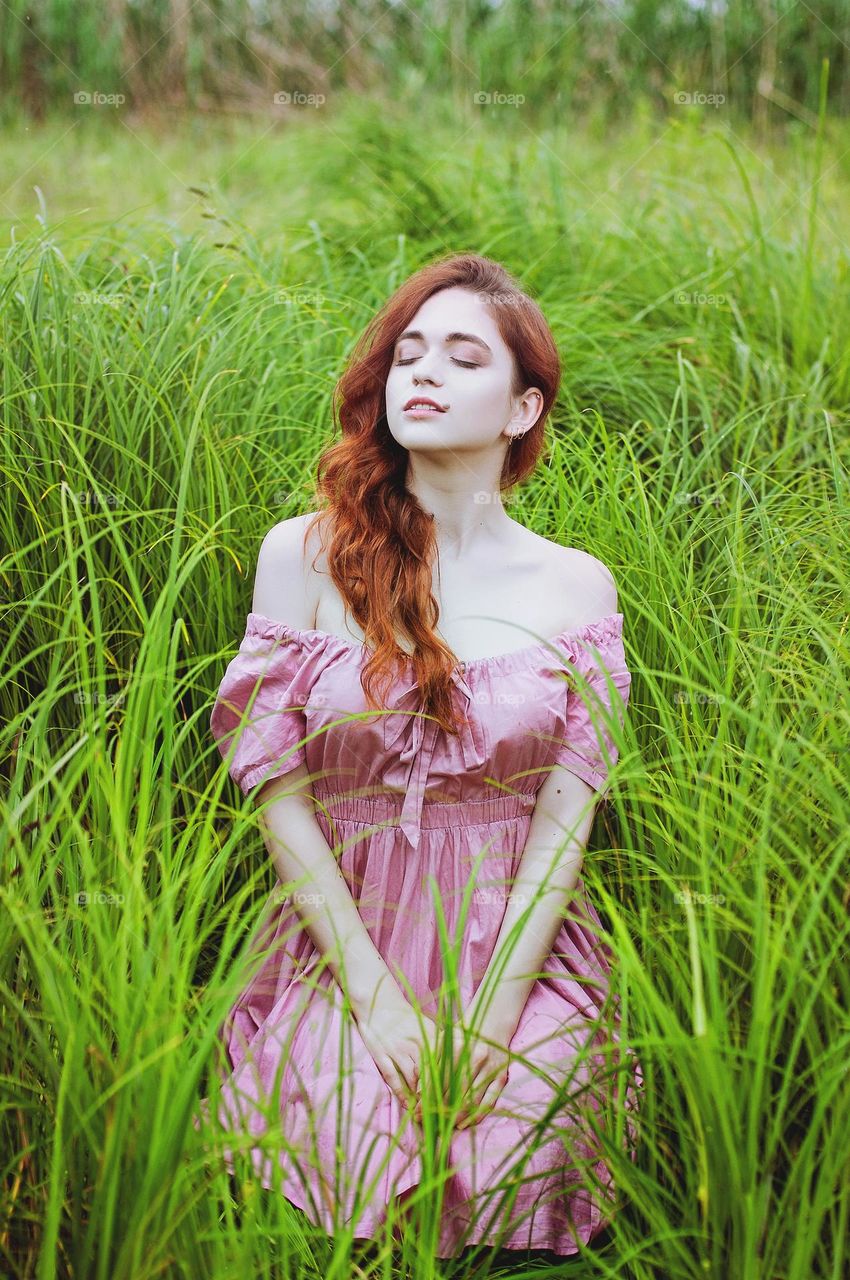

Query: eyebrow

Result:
[395,329,493,355]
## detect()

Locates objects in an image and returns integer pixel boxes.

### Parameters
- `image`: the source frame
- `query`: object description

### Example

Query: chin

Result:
[390,423,451,442]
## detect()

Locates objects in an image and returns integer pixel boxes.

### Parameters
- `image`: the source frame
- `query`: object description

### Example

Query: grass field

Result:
[1,88,849,1280]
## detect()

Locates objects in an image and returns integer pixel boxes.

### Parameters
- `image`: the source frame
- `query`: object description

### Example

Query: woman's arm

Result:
[247,515,405,1020]
[467,557,623,1041]
[255,765,404,1021]
[464,765,598,1041]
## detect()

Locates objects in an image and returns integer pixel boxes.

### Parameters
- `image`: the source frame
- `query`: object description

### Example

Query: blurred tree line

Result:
[0,0,847,129]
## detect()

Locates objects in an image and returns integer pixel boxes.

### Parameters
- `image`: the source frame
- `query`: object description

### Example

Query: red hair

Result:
[304,251,562,736]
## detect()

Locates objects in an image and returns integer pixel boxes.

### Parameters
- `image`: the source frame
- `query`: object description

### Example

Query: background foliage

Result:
[1,3,849,1278]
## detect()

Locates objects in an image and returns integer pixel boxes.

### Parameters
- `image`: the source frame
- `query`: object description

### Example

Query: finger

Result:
[457,1086,488,1129]
[449,1027,469,1062]
[452,1029,481,1067]
[457,1061,508,1129]
[473,1072,508,1124]
[472,1037,495,1072]
[462,1049,490,1096]
[395,1064,415,1097]
[456,1091,480,1130]
[455,1075,484,1128]
[464,1031,488,1062]
[379,1058,410,1104]
[381,1064,404,1101]
[395,1056,420,1102]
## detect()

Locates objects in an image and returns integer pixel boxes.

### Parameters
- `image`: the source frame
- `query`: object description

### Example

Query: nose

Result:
[412,354,443,387]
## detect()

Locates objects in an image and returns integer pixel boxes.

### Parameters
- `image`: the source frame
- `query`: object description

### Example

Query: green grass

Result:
[1,95,849,1279]
[2,0,850,127]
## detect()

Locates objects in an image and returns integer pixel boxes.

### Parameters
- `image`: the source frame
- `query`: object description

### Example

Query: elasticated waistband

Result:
[310,788,536,829]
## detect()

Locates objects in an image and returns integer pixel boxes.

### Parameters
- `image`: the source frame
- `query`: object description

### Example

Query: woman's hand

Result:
[453,1021,515,1130]
[411,1015,516,1129]
[352,989,439,1109]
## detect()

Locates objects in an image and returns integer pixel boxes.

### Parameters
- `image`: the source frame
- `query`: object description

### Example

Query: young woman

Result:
[201,252,642,1261]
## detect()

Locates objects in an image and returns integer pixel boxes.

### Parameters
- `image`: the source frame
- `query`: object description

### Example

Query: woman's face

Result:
[384,285,539,454]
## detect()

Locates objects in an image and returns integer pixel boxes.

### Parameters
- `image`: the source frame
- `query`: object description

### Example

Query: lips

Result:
[403,396,447,412]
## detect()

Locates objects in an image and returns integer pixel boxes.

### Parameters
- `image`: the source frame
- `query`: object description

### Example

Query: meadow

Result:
[1,74,849,1280]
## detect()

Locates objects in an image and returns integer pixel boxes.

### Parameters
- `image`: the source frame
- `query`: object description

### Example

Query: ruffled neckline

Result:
[243,610,624,674]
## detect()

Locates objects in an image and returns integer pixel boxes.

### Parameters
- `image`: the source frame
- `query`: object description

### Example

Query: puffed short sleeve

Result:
[552,619,632,797]
[210,617,311,796]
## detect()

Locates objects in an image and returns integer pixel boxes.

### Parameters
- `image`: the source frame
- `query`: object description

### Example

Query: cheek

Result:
[474,376,510,412]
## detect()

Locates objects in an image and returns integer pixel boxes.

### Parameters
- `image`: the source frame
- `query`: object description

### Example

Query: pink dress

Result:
[198,610,642,1258]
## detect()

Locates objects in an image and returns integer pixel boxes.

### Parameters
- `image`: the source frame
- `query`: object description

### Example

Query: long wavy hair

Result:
[304,251,562,736]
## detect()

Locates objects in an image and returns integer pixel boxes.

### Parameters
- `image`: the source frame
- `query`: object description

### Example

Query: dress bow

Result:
[382,668,487,850]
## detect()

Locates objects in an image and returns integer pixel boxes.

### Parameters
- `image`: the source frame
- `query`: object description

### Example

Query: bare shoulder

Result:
[251,512,322,629]
[529,530,619,619]
[563,544,618,600]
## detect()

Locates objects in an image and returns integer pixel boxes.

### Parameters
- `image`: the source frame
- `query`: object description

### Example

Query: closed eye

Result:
[395,357,479,368]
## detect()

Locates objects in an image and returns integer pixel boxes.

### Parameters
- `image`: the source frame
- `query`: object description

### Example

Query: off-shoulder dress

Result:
[198,610,642,1258]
